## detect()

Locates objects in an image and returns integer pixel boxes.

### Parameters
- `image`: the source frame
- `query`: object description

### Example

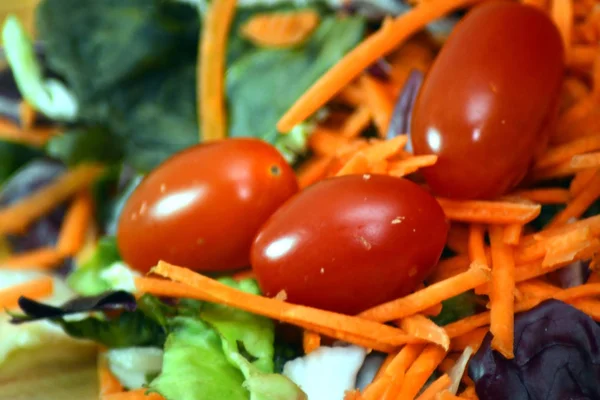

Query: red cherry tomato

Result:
[117,138,298,273]
[411,2,564,199]
[250,175,449,314]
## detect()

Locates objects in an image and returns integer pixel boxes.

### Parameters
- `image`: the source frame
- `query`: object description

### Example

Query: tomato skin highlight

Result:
[411,2,564,199]
[117,138,298,273]
[251,175,449,314]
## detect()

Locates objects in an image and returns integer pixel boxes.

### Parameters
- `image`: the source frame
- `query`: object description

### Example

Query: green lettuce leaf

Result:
[67,236,122,295]
[431,291,482,326]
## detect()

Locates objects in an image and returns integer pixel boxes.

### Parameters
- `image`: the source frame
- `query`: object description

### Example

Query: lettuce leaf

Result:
[67,236,122,295]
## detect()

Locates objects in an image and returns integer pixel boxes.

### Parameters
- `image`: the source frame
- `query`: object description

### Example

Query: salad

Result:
[0,0,599,399]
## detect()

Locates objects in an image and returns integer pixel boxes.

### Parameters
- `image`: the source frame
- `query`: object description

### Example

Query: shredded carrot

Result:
[570,152,600,170]
[570,168,598,196]
[98,352,124,396]
[444,311,491,339]
[535,135,600,169]
[551,0,573,61]
[423,302,444,317]
[396,344,448,400]
[397,314,450,350]
[18,101,36,130]
[199,0,237,142]
[336,152,370,176]
[459,386,479,400]
[142,262,427,350]
[380,344,425,400]
[362,375,391,400]
[415,373,452,400]
[101,389,164,400]
[338,84,364,107]
[547,170,600,227]
[276,0,485,132]
[240,10,320,48]
[358,263,490,322]
[436,198,541,225]
[360,74,394,137]
[450,327,488,353]
[344,389,364,400]
[309,128,351,156]
[512,188,571,204]
[437,391,463,400]
[488,225,515,359]
[503,224,523,245]
[429,254,472,283]
[342,106,372,139]
[302,330,321,354]
[2,247,65,270]
[297,156,334,188]
[387,155,438,177]
[0,164,104,235]
[359,135,408,163]
[0,276,53,309]
[468,225,488,266]
[533,214,600,240]
[445,224,469,255]
[521,0,547,9]
[56,191,93,257]
[0,118,57,146]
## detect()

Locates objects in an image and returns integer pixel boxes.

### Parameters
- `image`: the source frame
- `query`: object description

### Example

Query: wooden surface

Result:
[0,342,98,400]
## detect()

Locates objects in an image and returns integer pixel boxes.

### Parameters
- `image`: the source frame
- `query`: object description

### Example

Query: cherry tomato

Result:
[411,2,564,199]
[250,175,449,314]
[117,138,298,273]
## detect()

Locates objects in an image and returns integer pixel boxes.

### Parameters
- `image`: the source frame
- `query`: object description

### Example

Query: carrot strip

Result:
[0,276,53,309]
[336,152,370,176]
[534,214,600,240]
[450,327,488,352]
[359,135,408,163]
[397,314,450,350]
[512,188,571,204]
[19,101,36,130]
[551,0,573,61]
[0,118,58,146]
[570,168,598,197]
[56,191,93,256]
[569,45,597,69]
[415,373,452,400]
[535,135,600,169]
[468,225,488,266]
[436,198,541,225]
[276,0,484,132]
[98,353,124,396]
[446,224,470,255]
[302,330,321,354]
[338,84,364,107]
[362,375,391,400]
[429,254,472,283]
[297,156,334,188]
[387,155,438,177]
[361,74,394,137]
[437,391,463,400]
[102,389,164,400]
[444,311,491,339]
[547,170,600,227]
[240,10,320,48]
[503,224,523,245]
[541,226,593,266]
[488,225,515,359]
[380,344,425,400]
[459,386,479,400]
[2,247,65,270]
[309,128,351,156]
[199,0,237,142]
[344,389,364,400]
[0,164,104,235]
[144,263,425,347]
[396,344,448,400]
[358,263,490,322]
[342,106,372,138]
[570,152,600,169]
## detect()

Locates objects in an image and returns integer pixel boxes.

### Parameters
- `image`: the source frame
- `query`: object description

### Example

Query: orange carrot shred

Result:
[56,191,93,257]
[437,391,463,400]
[359,135,408,163]
[415,374,452,400]
[0,164,104,235]
[302,330,321,354]
[450,327,488,353]
[387,155,438,177]
[488,225,516,359]
[0,276,53,309]
[0,118,58,147]
[309,128,351,156]
[429,254,472,283]
[551,0,573,61]
[101,389,165,400]
[297,156,334,188]
[360,74,394,137]
[447,224,470,255]
[396,344,448,400]
[362,375,391,400]
[436,198,541,225]
[380,344,425,400]
[535,135,600,169]
[342,106,372,138]
[358,263,490,322]
[512,188,571,204]
[276,0,485,132]
[468,224,488,266]
[459,385,479,400]
[570,152,600,170]
[547,169,600,227]
[570,168,598,197]
[397,314,450,350]
[199,0,237,142]
[336,152,370,176]
[18,101,36,130]
[98,352,124,396]
[2,247,65,270]
[503,224,523,245]
[240,10,320,48]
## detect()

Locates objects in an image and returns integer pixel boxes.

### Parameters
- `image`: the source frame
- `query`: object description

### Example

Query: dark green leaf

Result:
[67,236,122,295]
[45,126,124,166]
[0,140,44,184]
[431,291,482,326]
